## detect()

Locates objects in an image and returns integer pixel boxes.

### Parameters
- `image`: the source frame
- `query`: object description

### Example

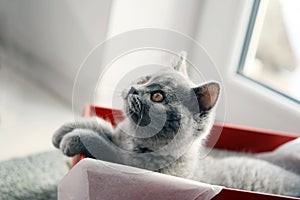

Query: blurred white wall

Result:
[107,0,202,37]
[0,0,112,111]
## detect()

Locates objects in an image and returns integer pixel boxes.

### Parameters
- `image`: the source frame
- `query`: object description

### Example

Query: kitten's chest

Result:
[113,124,175,151]
[113,133,171,154]
[133,137,173,151]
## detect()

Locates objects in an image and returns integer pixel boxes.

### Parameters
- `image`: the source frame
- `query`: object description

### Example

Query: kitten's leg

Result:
[58,128,125,164]
[52,117,116,159]
[58,127,175,170]
[195,156,300,197]
[53,119,174,169]
[256,138,300,175]
[207,138,300,175]
[52,117,113,150]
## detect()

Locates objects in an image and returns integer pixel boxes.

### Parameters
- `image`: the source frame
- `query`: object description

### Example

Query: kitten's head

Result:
[122,53,220,140]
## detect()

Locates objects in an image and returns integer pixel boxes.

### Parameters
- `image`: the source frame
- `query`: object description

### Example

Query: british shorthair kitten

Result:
[53,53,300,197]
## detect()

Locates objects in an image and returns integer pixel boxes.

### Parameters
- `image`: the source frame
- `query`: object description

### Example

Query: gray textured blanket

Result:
[0,151,69,200]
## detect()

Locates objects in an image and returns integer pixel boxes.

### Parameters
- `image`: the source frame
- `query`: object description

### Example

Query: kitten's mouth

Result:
[127,94,142,115]
[126,94,151,126]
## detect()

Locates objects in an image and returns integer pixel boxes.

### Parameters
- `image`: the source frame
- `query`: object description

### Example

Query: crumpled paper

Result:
[58,158,223,200]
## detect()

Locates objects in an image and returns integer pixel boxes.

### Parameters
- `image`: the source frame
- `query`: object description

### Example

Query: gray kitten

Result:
[53,55,300,197]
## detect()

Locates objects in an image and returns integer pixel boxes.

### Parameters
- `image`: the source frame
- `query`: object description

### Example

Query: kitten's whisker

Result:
[133,107,144,133]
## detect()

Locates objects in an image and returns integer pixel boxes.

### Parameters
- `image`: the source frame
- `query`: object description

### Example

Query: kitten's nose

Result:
[128,87,139,95]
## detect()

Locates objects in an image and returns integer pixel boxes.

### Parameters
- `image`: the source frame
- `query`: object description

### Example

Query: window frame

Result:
[237,0,300,105]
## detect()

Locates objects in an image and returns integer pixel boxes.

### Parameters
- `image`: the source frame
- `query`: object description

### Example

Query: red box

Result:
[73,104,299,200]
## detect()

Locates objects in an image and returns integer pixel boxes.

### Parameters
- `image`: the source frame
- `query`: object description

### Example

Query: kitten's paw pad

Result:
[52,122,76,148]
[59,131,86,157]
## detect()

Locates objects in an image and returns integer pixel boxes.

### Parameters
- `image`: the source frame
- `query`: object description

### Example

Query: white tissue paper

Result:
[58,158,223,200]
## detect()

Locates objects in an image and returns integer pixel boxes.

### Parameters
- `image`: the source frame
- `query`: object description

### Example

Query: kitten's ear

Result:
[172,51,188,77]
[192,82,220,111]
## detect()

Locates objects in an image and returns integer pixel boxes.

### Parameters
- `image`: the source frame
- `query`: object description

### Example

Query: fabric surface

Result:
[0,151,69,200]
[59,158,223,200]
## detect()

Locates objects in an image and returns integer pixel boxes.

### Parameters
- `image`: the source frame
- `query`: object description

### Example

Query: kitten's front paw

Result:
[52,121,76,149]
[57,128,119,163]
[59,130,88,157]
[52,120,105,157]
[52,117,113,151]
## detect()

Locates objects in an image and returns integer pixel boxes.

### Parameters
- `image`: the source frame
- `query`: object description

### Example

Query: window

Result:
[239,0,300,103]
[194,0,300,133]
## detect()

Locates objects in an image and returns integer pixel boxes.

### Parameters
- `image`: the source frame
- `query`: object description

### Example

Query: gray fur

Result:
[0,151,69,200]
[53,62,300,197]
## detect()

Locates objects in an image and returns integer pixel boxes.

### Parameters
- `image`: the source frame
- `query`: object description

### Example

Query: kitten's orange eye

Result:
[151,92,164,102]
[137,76,150,85]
